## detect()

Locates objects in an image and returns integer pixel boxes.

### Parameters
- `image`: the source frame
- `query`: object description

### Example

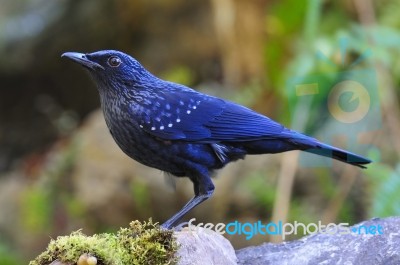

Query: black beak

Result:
[61,52,105,70]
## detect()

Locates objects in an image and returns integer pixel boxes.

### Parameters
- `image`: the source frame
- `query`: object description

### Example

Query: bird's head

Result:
[62,50,154,94]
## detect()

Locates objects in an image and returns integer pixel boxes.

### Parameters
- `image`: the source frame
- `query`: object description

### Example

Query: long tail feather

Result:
[284,131,372,168]
[304,143,371,169]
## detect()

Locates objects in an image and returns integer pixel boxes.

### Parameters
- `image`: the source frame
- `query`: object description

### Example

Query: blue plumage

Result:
[62,50,371,229]
[131,89,286,142]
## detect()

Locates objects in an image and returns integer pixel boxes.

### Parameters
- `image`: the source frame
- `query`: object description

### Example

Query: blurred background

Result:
[1,0,400,263]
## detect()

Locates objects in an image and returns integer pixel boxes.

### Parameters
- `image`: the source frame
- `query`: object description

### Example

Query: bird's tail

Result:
[303,143,371,168]
[288,132,371,168]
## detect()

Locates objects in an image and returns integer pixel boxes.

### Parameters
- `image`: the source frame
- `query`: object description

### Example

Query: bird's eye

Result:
[108,56,121,67]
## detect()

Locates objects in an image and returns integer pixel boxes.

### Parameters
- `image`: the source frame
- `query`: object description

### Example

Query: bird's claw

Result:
[160,221,189,232]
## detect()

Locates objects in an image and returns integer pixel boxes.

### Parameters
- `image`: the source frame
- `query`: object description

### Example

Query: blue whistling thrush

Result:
[62,50,371,229]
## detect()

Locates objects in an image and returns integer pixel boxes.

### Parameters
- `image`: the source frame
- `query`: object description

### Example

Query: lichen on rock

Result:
[29,220,178,265]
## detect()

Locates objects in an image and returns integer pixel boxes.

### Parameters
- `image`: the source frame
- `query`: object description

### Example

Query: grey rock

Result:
[236,217,400,265]
[37,217,400,265]
[175,227,238,265]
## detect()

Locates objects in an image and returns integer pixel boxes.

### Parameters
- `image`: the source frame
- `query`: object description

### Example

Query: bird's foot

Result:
[160,221,188,231]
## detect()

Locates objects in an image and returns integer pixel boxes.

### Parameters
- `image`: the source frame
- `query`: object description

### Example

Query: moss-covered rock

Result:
[30,220,178,265]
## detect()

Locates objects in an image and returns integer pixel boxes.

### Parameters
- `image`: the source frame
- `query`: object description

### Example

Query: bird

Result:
[62,50,371,229]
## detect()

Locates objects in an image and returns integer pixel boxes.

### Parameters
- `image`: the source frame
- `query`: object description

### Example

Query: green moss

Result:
[30,220,178,265]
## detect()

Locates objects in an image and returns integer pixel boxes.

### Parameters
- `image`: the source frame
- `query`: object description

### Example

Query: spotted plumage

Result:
[62,50,371,229]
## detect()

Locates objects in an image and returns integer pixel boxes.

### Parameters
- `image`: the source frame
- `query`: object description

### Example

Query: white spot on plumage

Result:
[151,127,156,131]
[160,126,164,130]
[139,125,143,128]
[176,118,181,123]
[193,106,197,109]
[179,100,184,106]
[166,104,171,110]
[187,110,191,114]
[168,123,173,127]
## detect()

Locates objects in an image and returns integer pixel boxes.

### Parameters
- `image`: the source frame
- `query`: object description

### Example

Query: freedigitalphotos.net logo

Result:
[184,218,384,240]
[286,38,381,166]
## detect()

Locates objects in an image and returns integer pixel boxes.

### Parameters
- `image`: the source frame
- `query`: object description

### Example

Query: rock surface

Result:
[172,217,400,265]
[37,217,400,265]
[236,217,400,265]
[175,227,237,265]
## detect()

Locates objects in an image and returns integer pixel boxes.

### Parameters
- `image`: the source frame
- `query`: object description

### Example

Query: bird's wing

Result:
[204,101,286,141]
[129,88,287,142]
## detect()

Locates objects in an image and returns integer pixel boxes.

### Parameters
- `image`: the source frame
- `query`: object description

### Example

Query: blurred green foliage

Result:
[20,138,80,233]
[161,65,195,87]
[221,0,400,232]
[131,180,152,218]
[0,241,22,265]
[243,171,276,211]
[366,161,400,217]
[21,187,52,233]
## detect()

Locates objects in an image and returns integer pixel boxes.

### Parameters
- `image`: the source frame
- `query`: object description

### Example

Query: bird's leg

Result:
[161,194,211,230]
[161,173,214,229]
